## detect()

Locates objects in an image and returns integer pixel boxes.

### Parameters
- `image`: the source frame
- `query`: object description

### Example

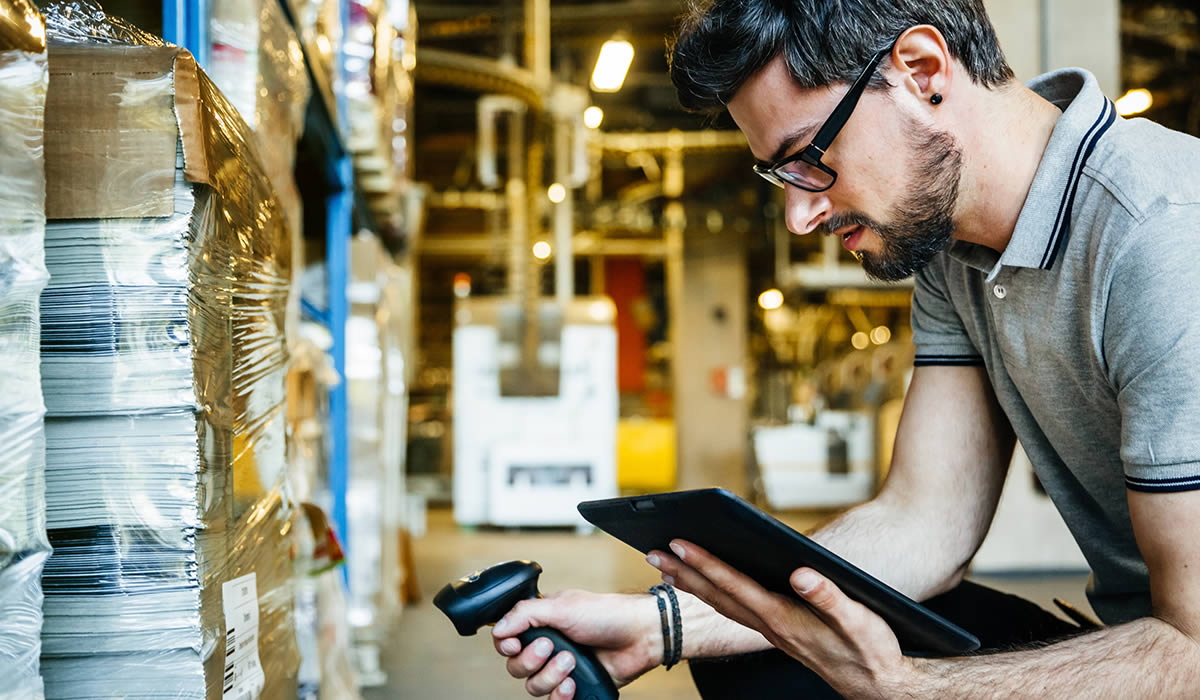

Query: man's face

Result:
[728,56,962,282]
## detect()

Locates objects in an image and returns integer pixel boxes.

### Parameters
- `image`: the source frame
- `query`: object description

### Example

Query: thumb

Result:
[791,568,846,619]
[492,596,569,640]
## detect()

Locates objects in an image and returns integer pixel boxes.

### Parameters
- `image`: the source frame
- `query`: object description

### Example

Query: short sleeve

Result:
[910,257,985,368]
[1105,205,1200,492]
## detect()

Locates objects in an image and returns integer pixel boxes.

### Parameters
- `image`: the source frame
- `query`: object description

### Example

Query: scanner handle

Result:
[517,627,619,700]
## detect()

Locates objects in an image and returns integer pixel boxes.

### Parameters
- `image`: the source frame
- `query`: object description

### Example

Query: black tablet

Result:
[577,488,980,657]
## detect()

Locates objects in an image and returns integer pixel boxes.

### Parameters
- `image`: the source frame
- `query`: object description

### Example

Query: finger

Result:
[525,651,576,697]
[652,553,767,634]
[550,677,576,700]
[664,540,783,616]
[494,635,523,657]
[505,636,556,680]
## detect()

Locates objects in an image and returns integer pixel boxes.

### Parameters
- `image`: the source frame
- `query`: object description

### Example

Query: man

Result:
[490,1,1200,697]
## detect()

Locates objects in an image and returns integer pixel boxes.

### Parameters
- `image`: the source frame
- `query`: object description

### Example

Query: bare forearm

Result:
[904,618,1200,699]
[677,589,772,658]
[808,494,971,602]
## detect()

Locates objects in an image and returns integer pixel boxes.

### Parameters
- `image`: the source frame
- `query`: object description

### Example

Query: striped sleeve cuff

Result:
[913,354,986,368]
[1125,472,1200,494]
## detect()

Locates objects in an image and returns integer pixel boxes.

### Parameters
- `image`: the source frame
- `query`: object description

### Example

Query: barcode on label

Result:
[223,628,237,693]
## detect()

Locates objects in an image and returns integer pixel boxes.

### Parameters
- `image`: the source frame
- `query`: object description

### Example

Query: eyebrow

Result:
[756,121,822,168]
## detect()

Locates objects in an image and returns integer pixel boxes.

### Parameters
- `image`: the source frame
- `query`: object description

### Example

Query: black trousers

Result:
[688,580,1086,699]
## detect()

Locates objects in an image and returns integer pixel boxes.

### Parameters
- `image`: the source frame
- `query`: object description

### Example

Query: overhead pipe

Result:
[546,84,590,306]
[553,114,573,306]
[525,0,551,93]
[416,48,542,110]
[599,129,747,154]
[507,109,529,306]
[477,94,527,189]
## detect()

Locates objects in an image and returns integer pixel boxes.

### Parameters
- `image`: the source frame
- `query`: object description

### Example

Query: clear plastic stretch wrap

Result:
[0,2,51,697]
[345,233,397,643]
[37,2,298,697]
[208,0,310,246]
[291,502,361,700]
[285,0,343,125]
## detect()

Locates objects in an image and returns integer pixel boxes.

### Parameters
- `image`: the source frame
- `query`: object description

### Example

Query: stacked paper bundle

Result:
[0,1,52,697]
[39,165,230,698]
[36,3,299,697]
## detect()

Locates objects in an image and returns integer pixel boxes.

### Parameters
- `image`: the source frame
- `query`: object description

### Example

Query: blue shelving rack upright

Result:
[161,0,210,69]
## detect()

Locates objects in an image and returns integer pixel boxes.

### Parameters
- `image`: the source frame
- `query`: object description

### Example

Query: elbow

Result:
[945,561,970,590]
[1154,613,1200,651]
[927,561,970,599]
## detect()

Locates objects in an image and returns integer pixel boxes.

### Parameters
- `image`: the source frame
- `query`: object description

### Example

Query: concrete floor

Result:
[366,507,1092,700]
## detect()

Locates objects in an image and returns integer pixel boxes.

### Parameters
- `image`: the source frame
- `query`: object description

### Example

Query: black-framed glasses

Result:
[752,44,892,192]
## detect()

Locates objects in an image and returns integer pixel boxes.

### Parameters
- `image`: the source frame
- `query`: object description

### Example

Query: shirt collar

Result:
[948,68,1116,277]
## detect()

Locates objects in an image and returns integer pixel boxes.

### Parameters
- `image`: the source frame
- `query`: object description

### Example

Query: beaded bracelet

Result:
[648,583,682,669]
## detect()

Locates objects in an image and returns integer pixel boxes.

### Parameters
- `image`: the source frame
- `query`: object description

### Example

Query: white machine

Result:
[752,410,876,509]
[453,297,618,527]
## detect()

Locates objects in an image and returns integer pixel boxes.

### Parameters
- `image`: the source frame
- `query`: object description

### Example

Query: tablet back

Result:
[578,488,980,657]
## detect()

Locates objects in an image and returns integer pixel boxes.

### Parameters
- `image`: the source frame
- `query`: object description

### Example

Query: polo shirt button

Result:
[993,284,1007,299]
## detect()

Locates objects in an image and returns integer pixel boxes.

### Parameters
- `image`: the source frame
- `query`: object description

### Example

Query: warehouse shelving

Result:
[161,0,209,68]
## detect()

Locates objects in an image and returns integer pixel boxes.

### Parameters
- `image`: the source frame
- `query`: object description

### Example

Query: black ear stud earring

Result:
[930,93,943,105]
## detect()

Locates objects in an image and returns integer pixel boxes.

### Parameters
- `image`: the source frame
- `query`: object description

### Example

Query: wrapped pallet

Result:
[0,2,51,697]
[343,232,414,682]
[345,232,391,683]
[285,0,343,121]
[208,0,311,343]
[343,0,418,241]
[291,502,362,700]
[37,2,298,697]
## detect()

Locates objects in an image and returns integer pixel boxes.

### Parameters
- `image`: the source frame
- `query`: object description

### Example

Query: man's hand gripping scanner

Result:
[435,560,620,700]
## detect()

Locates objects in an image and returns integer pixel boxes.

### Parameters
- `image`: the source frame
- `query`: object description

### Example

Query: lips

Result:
[839,225,865,252]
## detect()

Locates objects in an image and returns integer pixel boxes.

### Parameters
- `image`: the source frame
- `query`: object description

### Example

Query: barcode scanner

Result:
[434,560,620,700]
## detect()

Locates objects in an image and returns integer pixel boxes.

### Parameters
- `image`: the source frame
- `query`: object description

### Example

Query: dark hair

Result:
[668,0,1015,115]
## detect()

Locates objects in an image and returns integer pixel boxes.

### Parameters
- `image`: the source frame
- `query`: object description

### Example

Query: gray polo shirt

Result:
[911,68,1200,625]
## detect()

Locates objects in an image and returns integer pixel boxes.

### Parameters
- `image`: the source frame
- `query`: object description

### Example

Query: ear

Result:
[889,25,953,103]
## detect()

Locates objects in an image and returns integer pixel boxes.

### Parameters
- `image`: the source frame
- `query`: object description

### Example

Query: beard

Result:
[819,122,963,282]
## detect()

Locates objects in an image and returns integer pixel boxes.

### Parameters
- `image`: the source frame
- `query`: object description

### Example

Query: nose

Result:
[784,185,832,236]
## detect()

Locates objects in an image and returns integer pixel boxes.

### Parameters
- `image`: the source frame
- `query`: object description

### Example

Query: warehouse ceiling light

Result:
[584,106,604,129]
[533,241,553,260]
[757,288,784,311]
[1116,88,1153,116]
[547,183,567,203]
[591,36,634,92]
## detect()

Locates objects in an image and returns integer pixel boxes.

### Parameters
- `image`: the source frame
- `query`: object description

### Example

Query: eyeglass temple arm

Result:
[809,47,891,153]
